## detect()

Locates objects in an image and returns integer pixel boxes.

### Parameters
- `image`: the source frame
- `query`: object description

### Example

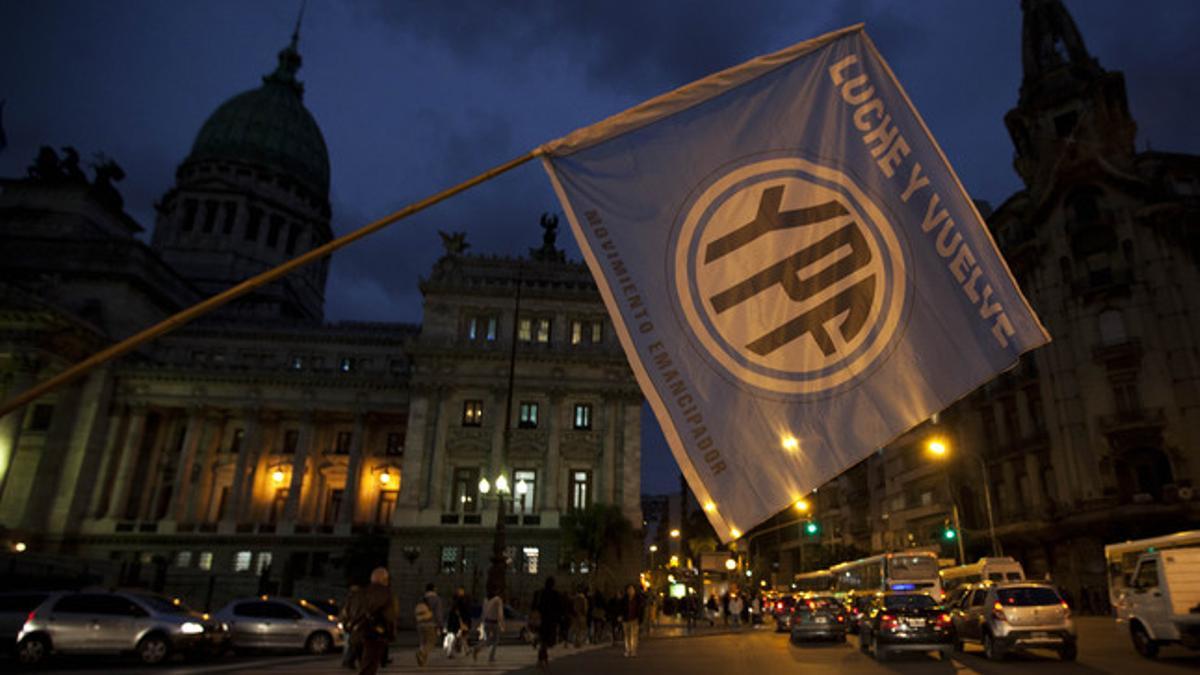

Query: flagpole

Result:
[0,149,541,420]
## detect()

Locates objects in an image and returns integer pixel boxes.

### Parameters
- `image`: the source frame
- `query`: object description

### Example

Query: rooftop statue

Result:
[439,230,470,257]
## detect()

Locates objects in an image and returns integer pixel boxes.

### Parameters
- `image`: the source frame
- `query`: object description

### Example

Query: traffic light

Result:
[805,520,820,536]
[942,521,957,541]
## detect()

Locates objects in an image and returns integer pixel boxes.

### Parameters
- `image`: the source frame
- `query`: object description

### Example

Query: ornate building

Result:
[0,26,640,613]
[749,0,1200,608]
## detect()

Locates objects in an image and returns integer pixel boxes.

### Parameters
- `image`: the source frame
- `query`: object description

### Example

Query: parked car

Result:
[1114,546,1200,658]
[787,596,847,643]
[951,581,1076,661]
[858,592,954,661]
[0,591,51,656]
[17,590,228,666]
[213,596,343,655]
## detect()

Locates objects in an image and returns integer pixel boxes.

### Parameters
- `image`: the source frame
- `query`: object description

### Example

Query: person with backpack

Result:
[414,584,440,667]
[351,567,397,675]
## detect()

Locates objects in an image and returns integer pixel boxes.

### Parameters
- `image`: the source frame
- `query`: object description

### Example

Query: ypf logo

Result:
[674,157,907,395]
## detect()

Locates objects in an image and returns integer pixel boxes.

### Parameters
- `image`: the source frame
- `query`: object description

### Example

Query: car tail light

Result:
[836,614,845,623]
[937,613,952,626]
[880,613,897,629]
[26,609,36,624]
[1060,601,1071,618]
[992,602,1007,622]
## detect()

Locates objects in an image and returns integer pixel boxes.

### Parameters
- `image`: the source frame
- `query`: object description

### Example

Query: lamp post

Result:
[927,437,1000,558]
[479,473,512,597]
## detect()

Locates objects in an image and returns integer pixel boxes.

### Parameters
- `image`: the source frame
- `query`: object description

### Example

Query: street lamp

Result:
[926,436,1000,558]
[669,528,681,538]
[478,472,512,597]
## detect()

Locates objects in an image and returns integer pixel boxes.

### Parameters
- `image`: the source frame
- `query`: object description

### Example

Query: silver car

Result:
[17,590,227,666]
[951,581,1077,661]
[213,597,343,654]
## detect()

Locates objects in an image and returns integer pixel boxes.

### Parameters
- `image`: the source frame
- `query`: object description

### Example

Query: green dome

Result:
[188,40,330,196]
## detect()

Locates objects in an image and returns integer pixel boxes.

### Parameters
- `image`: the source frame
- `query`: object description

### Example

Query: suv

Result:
[17,591,227,666]
[951,581,1076,661]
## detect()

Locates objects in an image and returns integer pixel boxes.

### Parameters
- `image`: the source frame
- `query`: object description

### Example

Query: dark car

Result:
[788,596,847,643]
[0,592,50,656]
[843,593,874,635]
[770,596,797,632]
[858,593,955,661]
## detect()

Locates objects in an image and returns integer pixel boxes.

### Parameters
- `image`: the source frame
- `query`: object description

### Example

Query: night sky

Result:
[3,1,1199,495]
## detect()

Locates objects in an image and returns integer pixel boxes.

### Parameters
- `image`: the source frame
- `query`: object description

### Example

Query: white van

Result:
[940,556,1025,593]
[1114,546,1200,658]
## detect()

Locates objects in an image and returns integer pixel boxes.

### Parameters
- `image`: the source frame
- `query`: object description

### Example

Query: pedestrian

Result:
[590,590,607,643]
[445,586,470,658]
[415,583,440,667]
[340,583,363,670]
[620,583,645,657]
[350,567,397,675]
[472,584,505,663]
[705,594,718,627]
[721,591,730,626]
[606,592,623,645]
[570,586,589,647]
[684,592,698,632]
[728,594,744,628]
[532,576,563,669]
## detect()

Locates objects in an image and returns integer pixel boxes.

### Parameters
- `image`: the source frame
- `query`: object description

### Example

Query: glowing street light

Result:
[14,542,27,553]
[703,501,716,513]
[494,474,509,494]
[794,499,810,513]
[516,479,528,495]
[669,529,681,538]
[649,544,658,553]
[271,469,285,484]
[724,558,737,571]
[379,471,391,485]
[781,435,799,452]
[478,477,491,494]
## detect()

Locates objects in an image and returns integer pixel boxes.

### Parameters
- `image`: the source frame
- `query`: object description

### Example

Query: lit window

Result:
[377,490,398,525]
[197,551,213,571]
[569,470,591,510]
[440,546,460,575]
[174,551,193,568]
[523,546,540,575]
[468,317,478,341]
[486,317,497,341]
[254,552,273,575]
[233,551,252,572]
[340,357,354,372]
[518,318,533,342]
[536,318,551,343]
[571,320,583,345]
[291,356,304,370]
[453,468,480,513]
[514,470,536,514]
[573,404,593,430]
[591,321,602,343]
[463,400,483,427]
[518,402,539,429]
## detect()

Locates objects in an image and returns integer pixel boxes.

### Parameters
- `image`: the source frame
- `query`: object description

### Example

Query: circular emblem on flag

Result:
[673,157,908,396]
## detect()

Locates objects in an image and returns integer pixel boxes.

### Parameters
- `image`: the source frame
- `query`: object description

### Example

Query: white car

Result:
[1115,547,1200,658]
[213,597,343,655]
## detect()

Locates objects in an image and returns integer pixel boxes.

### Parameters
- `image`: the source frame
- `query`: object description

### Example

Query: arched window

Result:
[1098,309,1126,345]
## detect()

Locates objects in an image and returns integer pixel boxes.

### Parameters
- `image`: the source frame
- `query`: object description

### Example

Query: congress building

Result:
[0,28,642,613]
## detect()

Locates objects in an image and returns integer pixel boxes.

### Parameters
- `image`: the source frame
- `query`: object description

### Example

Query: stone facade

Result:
[749,0,1200,611]
[0,28,641,615]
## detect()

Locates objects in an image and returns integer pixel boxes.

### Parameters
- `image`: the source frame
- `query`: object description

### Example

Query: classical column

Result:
[282,412,316,523]
[489,388,508,479]
[601,398,617,504]
[89,407,127,518]
[47,367,116,533]
[20,377,85,530]
[397,393,429,511]
[183,411,224,523]
[239,413,279,522]
[544,392,562,512]
[225,409,261,525]
[339,412,368,526]
[170,407,209,521]
[105,403,149,521]
[137,411,179,521]
[426,391,450,511]
[0,355,39,506]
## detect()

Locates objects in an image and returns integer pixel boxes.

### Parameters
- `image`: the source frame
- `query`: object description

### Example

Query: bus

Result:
[793,569,834,594]
[1105,531,1200,608]
[830,549,944,600]
[939,556,1026,593]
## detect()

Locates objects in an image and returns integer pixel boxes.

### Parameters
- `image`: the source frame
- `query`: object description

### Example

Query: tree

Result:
[560,503,634,589]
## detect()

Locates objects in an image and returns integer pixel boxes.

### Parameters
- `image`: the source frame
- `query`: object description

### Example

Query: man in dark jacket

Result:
[352,567,397,675]
[533,577,562,668]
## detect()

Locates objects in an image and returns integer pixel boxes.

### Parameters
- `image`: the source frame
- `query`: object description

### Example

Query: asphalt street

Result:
[18,618,1200,674]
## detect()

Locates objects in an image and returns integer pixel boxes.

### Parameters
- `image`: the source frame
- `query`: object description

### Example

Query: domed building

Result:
[151,29,332,321]
[0,23,642,616]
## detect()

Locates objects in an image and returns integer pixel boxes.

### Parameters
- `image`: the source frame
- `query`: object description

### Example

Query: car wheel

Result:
[1132,624,1159,659]
[1059,643,1077,662]
[137,633,171,665]
[306,631,333,655]
[983,632,1006,661]
[17,635,50,666]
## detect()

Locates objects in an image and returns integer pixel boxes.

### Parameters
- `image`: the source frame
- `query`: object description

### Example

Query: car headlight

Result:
[337,621,345,631]
[221,622,230,632]
[181,622,204,634]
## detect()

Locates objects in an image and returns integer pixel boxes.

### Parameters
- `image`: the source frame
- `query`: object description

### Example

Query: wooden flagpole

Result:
[0,150,541,419]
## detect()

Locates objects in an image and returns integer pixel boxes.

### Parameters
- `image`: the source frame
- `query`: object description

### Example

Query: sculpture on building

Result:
[438,230,469,257]
[531,212,565,262]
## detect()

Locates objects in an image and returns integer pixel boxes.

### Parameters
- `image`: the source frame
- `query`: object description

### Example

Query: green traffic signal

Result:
[943,528,957,540]
[805,521,819,536]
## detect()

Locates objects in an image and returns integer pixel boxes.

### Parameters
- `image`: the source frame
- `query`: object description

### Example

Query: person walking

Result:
[472,585,505,663]
[340,583,363,670]
[589,590,606,644]
[569,586,589,647]
[445,587,470,658]
[728,594,744,628]
[705,594,718,626]
[532,577,563,669]
[620,584,644,657]
[350,567,397,675]
[414,584,440,667]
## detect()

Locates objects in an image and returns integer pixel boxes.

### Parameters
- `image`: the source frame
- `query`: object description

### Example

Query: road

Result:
[19,618,1200,674]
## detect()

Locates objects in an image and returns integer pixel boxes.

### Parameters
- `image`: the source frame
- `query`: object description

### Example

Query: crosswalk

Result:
[195,642,609,674]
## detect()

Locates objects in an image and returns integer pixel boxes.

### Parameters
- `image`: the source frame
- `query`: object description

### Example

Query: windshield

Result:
[883,594,937,611]
[133,594,192,615]
[298,603,328,618]
[888,555,938,581]
[995,587,1061,606]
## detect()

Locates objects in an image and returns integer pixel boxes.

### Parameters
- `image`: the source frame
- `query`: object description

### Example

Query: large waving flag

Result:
[540,25,1049,542]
